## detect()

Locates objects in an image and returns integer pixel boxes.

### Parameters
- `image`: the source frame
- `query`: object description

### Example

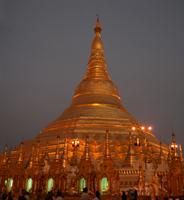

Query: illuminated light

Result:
[47,178,54,192]
[101,177,109,192]
[141,126,145,130]
[148,126,152,131]
[6,178,13,192]
[72,139,80,147]
[132,127,136,131]
[26,178,33,192]
[171,144,178,149]
[79,178,87,192]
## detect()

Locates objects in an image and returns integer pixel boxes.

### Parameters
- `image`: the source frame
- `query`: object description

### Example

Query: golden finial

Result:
[3,144,8,164]
[171,131,178,157]
[105,129,110,159]
[84,136,90,161]
[179,144,183,161]
[35,140,40,163]
[62,138,68,168]
[18,142,24,164]
[172,131,176,143]
[128,132,134,165]
[159,142,164,161]
[44,141,49,161]
[29,143,35,168]
[94,15,102,34]
[55,135,60,161]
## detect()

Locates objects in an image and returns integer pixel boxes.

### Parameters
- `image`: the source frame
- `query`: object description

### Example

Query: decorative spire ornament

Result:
[35,140,40,163]
[179,145,183,161]
[55,135,60,161]
[62,138,68,168]
[2,144,8,164]
[18,142,24,164]
[128,132,134,166]
[29,143,35,168]
[105,129,110,159]
[84,136,90,161]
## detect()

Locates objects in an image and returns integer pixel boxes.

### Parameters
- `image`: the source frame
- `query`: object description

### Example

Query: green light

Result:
[101,177,109,192]
[7,178,13,192]
[26,178,33,192]
[79,178,86,192]
[47,178,54,192]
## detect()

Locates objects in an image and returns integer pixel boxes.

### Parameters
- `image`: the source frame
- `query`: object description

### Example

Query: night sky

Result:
[1,1,184,150]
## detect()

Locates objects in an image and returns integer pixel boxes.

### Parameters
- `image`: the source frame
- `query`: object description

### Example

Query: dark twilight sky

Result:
[0,1,184,151]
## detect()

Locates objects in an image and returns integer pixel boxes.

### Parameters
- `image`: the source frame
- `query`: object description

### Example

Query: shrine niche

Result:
[25,178,33,192]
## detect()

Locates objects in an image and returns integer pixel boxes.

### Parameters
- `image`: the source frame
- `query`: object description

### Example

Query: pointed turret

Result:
[84,17,109,80]
[2,144,8,164]
[171,132,178,157]
[62,138,68,168]
[105,129,111,159]
[138,165,145,195]
[159,142,164,161]
[179,145,183,161]
[29,143,35,168]
[72,18,122,107]
[18,142,24,164]
[123,132,135,167]
[35,140,40,163]
[55,135,60,161]
[84,136,90,161]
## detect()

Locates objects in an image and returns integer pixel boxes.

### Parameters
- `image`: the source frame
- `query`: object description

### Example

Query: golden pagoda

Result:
[37,18,160,151]
[0,18,183,198]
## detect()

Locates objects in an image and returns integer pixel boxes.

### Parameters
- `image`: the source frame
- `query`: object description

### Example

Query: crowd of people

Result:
[0,189,64,200]
[0,187,137,200]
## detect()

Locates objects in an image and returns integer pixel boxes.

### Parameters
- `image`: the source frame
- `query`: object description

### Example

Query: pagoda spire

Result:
[171,132,178,157]
[84,17,109,80]
[123,132,135,167]
[72,18,122,107]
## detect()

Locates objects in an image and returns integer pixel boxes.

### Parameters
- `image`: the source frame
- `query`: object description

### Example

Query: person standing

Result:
[81,187,89,200]
[93,191,101,200]
[56,190,63,200]
[121,191,127,200]
[6,191,14,200]
[18,189,26,200]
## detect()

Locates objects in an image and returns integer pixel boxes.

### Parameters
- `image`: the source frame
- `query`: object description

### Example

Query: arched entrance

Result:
[6,178,13,192]
[47,178,54,192]
[25,178,33,192]
[79,177,87,192]
[100,177,109,193]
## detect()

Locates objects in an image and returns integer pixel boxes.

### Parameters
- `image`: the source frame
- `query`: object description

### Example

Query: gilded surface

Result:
[0,19,183,197]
